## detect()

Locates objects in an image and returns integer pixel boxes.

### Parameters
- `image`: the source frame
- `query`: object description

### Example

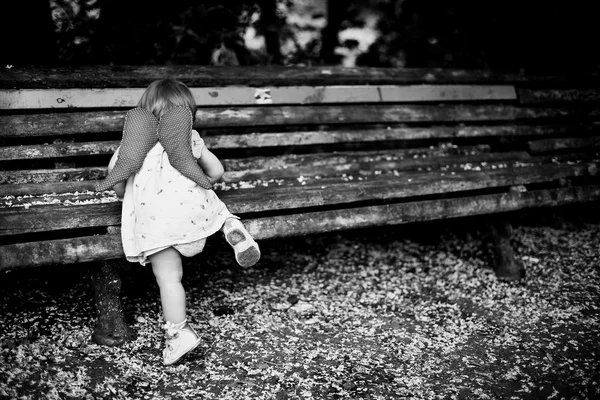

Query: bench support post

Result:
[489,220,525,281]
[91,260,135,346]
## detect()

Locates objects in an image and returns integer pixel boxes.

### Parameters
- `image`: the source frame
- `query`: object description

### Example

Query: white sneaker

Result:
[162,320,202,366]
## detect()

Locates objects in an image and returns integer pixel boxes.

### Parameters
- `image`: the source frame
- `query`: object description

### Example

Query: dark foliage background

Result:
[1,0,599,73]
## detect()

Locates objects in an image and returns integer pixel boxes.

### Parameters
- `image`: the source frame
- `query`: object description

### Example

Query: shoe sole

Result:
[164,337,202,366]
[226,229,260,268]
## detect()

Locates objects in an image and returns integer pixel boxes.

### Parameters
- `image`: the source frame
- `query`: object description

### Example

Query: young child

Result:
[98,79,260,365]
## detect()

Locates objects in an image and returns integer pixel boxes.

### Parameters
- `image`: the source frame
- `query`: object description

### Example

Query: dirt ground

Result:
[1,205,599,400]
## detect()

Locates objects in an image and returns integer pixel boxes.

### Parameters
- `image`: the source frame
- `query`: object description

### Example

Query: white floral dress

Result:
[120,130,234,265]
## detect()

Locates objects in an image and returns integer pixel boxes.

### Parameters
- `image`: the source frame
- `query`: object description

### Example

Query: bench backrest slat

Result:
[7,66,593,89]
[0,85,517,109]
[2,105,598,137]
[2,124,596,161]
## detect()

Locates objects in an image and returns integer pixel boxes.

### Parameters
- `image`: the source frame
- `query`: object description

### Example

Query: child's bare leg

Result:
[222,218,261,268]
[150,247,201,365]
[150,247,186,323]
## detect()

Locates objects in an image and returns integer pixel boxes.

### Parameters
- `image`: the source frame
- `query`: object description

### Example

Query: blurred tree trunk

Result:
[258,0,282,64]
[1,0,57,65]
[321,0,341,64]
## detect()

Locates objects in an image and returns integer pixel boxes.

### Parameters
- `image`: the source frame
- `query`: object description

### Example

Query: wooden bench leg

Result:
[489,220,525,281]
[91,260,136,346]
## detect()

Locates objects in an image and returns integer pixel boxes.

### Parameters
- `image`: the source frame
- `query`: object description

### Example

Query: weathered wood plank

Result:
[518,88,600,104]
[0,181,99,197]
[0,111,124,137]
[195,105,598,128]
[0,167,106,185]
[0,128,490,161]
[0,148,515,204]
[5,147,598,197]
[222,149,526,182]
[0,203,121,235]
[3,105,598,137]
[0,85,517,109]
[4,146,598,195]
[0,144,497,186]
[4,124,590,160]
[0,234,124,269]
[3,66,592,90]
[2,161,597,235]
[0,145,495,196]
[0,141,119,161]
[206,124,598,149]
[244,185,600,239]
[2,185,599,269]
[219,161,600,214]
[528,136,600,153]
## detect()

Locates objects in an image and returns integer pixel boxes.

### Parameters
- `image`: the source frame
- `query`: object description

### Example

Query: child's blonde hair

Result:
[138,79,197,122]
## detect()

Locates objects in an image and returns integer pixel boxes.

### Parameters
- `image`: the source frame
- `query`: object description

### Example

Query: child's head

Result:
[138,79,197,122]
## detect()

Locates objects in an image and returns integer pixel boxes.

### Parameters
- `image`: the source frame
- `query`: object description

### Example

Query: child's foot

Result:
[223,218,261,268]
[162,320,202,366]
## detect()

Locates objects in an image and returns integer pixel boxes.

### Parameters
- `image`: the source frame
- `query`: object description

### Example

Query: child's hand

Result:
[106,147,125,198]
[113,181,126,199]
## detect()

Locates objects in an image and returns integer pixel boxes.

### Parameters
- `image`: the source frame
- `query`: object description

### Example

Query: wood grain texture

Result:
[518,88,600,104]
[0,143,504,187]
[205,124,598,149]
[244,185,600,240]
[0,145,495,195]
[0,85,517,109]
[0,167,106,185]
[3,105,598,138]
[5,150,596,199]
[0,141,119,161]
[4,66,593,89]
[2,161,598,235]
[2,185,599,269]
[2,66,599,270]
[528,136,600,153]
[4,123,591,160]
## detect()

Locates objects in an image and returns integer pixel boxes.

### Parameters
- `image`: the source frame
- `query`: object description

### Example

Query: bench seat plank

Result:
[244,185,600,239]
[2,161,597,235]
[0,150,594,200]
[0,167,106,185]
[0,145,494,185]
[0,149,521,198]
[3,105,599,137]
[2,185,599,270]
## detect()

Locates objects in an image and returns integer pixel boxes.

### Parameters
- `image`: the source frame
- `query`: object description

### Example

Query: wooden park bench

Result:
[1,66,599,344]
[2,66,600,274]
